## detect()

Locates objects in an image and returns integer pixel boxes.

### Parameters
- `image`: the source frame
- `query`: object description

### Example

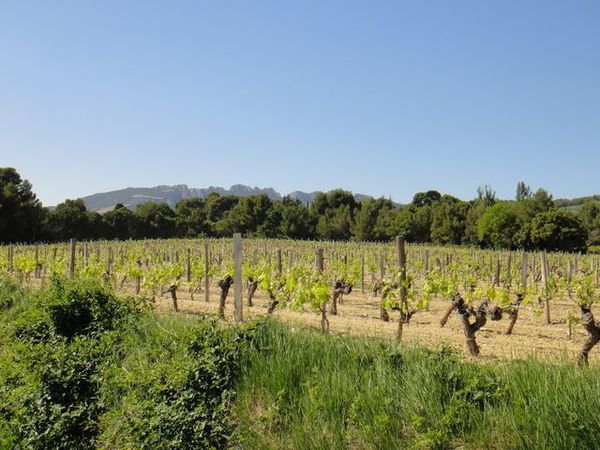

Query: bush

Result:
[0,278,142,449]
[103,317,263,450]
[519,210,589,253]
[43,277,140,338]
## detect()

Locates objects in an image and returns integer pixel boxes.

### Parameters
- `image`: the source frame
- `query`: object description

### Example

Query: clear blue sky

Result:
[1,1,599,206]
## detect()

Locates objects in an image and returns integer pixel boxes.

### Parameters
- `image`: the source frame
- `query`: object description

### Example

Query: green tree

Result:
[205,194,239,223]
[0,167,45,242]
[412,190,441,207]
[46,199,90,241]
[175,198,208,237]
[518,210,588,253]
[102,204,138,240]
[515,181,532,201]
[463,201,488,245]
[134,202,177,238]
[579,201,600,246]
[215,195,273,236]
[352,198,393,241]
[316,205,354,240]
[477,202,523,249]
[259,198,315,239]
[476,184,496,206]
[430,196,468,245]
[526,188,554,217]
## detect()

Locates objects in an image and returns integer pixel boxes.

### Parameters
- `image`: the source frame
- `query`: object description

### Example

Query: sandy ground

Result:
[150,281,595,365]
[22,275,596,364]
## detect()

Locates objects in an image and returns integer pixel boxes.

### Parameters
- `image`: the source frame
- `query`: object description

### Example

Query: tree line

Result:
[1,168,598,252]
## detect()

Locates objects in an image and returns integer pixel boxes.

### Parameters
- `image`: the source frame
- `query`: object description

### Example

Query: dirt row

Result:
[150,281,595,365]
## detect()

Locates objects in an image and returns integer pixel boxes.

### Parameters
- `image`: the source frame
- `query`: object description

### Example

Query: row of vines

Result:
[2,236,600,363]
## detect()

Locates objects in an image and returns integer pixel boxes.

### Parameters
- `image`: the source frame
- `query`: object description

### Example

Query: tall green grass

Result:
[234,320,600,449]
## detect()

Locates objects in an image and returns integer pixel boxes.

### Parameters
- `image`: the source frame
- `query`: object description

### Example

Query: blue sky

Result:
[1,1,599,206]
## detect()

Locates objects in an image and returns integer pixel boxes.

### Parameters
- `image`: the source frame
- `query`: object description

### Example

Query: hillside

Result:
[80,184,374,211]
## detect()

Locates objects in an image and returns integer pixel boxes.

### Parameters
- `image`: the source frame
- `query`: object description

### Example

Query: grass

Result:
[234,319,600,449]
[1,276,600,449]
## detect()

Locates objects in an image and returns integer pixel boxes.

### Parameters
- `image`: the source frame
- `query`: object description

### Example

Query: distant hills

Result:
[80,184,377,212]
[78,184,598,213]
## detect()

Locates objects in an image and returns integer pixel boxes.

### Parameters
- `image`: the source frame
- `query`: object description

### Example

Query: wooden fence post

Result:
[277,249,282,276]
[396,236,407,341]
[233,233,243,323]
[204,241,210,302]
[541,252,550,325]
[316,248,324,273]
[68,239,76,279]
[8,245,13,273]
[360,254,365,294]
[186,248,191,282]
[520,252,528,292]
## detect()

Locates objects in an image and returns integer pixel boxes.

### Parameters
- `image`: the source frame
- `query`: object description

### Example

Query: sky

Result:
[1,1,599,206]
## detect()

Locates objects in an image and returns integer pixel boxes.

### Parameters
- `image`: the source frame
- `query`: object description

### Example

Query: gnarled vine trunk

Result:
[267,291,279,314]
[578,306,600,365]
[330,282,352,315]
[247,279,258,307]
[218,275,233,318]
[166,284,178,312]
[439,301,455,327]
[456,299,488,357]
[504,294,523,335]
[320,304,329,333]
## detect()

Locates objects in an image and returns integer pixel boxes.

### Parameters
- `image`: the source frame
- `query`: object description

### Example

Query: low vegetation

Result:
[1,276,600,449]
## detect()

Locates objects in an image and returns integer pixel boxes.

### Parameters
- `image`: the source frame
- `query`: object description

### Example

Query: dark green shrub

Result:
[43,277,139,338]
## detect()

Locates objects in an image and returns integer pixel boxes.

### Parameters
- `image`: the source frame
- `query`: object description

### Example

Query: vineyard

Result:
[3,236,600,363]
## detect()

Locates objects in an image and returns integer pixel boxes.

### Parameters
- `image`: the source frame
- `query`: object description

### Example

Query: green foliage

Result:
[0,275,20,310]
[43,277,140,339]
[412,190,441,207]
[0,167,45,243]
[477,202,523,249]
[0,278,140,449]
[519,210,589,253]
[106,317,262,450]
[1,167,596,253]
[134,202,178,238]
[0,278,264,450]
[234,320,600,450]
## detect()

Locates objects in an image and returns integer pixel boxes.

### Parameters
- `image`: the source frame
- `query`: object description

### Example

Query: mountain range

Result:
[80,184,376,212]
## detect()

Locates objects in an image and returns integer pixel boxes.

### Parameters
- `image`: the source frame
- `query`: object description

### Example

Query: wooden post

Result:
[34,246,39,278]
[186,248,191,282]
[316,248,324,273]
[8,245,13,273]
[396,236,407,341]
[424,249,429,275]
[233,233,243,323]
[520,252,528,292]
[494,257,501,287]
[277,249,282,276]
[68,239,76,279]
[83,243,88,267]
[360,254,365,294]
[379,252,387,319]
[541,252,550,325]
[106,247,113,275]
[506,254,512,286]
[204,241,210,302]
[568,260,574,284]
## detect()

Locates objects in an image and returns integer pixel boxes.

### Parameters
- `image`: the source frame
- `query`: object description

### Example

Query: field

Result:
[3,237,599,363]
